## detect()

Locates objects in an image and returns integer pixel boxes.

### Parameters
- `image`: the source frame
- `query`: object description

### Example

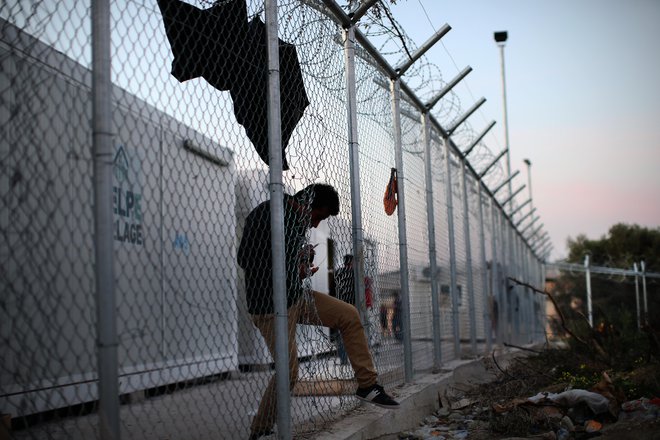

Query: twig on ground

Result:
[503,342,542,354]
[492,350,516,380]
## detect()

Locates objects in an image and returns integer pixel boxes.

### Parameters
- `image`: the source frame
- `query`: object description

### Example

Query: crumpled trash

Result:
[527,390,611,415]
[618,397,660,422]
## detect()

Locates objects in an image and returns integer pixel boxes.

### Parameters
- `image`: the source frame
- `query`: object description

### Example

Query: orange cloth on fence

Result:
[383,168,398,216]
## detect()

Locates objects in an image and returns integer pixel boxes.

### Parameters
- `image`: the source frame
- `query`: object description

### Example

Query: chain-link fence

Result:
[1,1,546,439]
[546,261,660,336]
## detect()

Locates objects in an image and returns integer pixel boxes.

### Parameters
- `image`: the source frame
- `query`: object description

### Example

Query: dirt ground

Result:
[596,418,660,439]
[465,418,660,440]
[445,348,660,440]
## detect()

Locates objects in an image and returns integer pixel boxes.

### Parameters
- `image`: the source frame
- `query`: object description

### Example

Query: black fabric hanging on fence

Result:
[157,0,309,170]
[156,0,248,91]
[230,17,309,171]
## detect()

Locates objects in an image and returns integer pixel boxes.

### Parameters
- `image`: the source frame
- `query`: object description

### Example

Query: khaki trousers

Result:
[250,291,377,433]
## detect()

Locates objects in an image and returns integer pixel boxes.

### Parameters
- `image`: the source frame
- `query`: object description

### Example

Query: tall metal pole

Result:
[584,254,593,328]
[641,260,648,324]
[490,200,500,345]
[540,258,547,339]
[511,235,519,344]
[265,1,292,437]
[494,31,513,203]
[343,26,368,327]
[502,215,511,343]
[460,163,477,353]
[391,78,414,381]
[443,136,461,358]
[92,1,120,438]
[422,112,442,370]
[520,237,530,343]
[476,182,492,352]
[525,247,534,343]
[521,243,529,342]
[535,253,543,342]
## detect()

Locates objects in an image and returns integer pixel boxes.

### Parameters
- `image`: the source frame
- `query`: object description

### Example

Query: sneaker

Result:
[355,383,400,409]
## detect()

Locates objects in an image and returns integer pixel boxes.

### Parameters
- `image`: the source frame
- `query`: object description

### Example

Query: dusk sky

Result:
[388,0,660,261]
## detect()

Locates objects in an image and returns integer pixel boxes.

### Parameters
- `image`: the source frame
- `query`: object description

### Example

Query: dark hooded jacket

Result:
[237,195,309,314]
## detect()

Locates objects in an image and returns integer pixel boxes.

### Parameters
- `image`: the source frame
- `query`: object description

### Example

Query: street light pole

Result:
[494,31,512,204]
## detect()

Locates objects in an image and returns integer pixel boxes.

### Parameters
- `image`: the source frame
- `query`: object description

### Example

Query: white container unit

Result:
[0,20,238,416]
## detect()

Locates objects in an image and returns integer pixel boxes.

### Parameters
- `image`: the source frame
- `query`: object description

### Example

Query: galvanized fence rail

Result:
[546,261,659,332]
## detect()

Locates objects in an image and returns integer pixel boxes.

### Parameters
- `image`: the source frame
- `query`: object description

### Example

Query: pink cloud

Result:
[536,181,659,259]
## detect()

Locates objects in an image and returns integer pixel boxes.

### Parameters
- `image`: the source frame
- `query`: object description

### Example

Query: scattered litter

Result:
[450,398,473,410]
[619,397,660,422]
[527,390,611,415]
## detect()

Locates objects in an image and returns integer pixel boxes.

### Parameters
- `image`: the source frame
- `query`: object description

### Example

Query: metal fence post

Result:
[534,252,540,343]
[519,238,526,342]
[541,260,547,341]
[509,230,518,344]
[343,25,368,327]
[584,254,593,328]
[519,240,525,343]
[502,214,511,344]
[514,232,521,343]
[476,181,492,351]
[641,260,648,324]
[634,262,641,330]
[460,163,477,353]
[265,1,292,437]
[525,247,534,343]
[524,241,532,343]
[92,1,120,438]
[510,231,517,344]
[531,254,537,342]
[442,135,461,357]
[390,78,413,381]
[513,231,521,344]
[422,113,442,369]
[489,199,500,345]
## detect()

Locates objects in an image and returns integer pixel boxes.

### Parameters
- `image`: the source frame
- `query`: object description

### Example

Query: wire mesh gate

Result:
[1,1,546,438]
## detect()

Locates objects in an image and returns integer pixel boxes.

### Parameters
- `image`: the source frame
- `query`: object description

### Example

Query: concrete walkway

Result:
[308,350,521,440]
[8,349,520,440]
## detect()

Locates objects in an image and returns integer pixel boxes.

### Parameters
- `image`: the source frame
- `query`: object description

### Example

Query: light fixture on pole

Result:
[494,31,513,205]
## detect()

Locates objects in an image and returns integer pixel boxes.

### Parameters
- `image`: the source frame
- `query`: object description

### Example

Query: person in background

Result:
[393,292,403,341]
[380,302,390,337]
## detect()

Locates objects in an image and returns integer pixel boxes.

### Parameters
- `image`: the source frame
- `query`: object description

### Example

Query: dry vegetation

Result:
[449,279,660,439]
